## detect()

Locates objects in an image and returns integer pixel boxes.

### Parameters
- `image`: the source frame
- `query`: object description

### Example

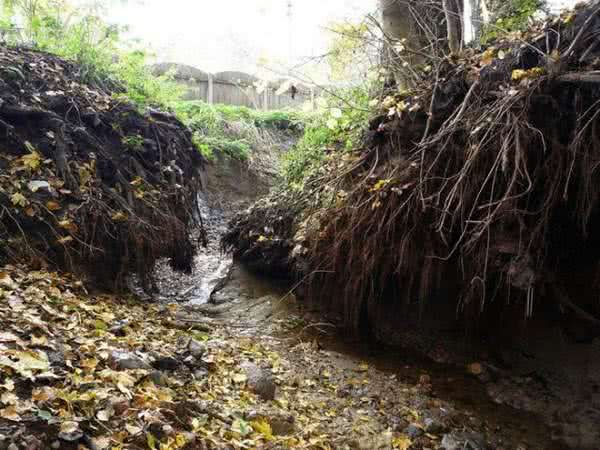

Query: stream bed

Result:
[152,198,574,449]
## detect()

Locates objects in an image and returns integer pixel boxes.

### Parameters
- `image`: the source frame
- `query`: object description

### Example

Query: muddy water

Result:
[314,335,565,450]
[203,262,564,449]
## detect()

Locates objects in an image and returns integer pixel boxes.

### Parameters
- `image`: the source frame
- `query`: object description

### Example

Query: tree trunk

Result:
[469,0,483,44]
[443,0,463,54]
[379,0,430,87]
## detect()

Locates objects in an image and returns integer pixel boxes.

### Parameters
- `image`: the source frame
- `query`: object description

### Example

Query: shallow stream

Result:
[170,200,566,450]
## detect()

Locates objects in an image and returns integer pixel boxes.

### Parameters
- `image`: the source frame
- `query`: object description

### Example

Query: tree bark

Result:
[443,0,463,54]
[469,0,483,44]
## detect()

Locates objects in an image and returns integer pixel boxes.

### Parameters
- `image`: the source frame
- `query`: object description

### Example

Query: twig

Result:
[564,5,600,58]
[551,283,600,326]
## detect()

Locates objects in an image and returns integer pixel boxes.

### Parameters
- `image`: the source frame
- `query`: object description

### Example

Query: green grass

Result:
[0,4,182,109]
[171,101,306,161]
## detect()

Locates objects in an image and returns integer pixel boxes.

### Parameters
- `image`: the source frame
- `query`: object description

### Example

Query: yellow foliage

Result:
[20,151,42,171]
[369,179,392,192]
[251,419,274,440]
[512,67,545,81]
[392,434,412,450]
[10,192,28,207]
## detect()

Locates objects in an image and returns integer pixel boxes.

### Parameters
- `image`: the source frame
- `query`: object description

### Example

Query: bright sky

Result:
[99,0,580,77]
[104,0,377,76]
[550,0,579,11]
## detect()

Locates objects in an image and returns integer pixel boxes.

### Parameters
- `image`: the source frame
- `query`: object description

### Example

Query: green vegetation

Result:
[172,101,305,161]
[0,0,182,108]
[122,134,145,152]
[0,0,366,170]
[281,86,373,188]
[483,0,547,42]
[327,21,370,82]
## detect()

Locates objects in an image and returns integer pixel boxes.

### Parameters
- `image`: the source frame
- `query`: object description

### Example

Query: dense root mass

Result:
[223,192,302,278]
[0,46,205,290]
[226,2,600,337]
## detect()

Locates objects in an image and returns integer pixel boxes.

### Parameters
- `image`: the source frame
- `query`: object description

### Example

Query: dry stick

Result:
[564,5,600,59]
[420,65,441,145]
[297,322,337,338]
[551,283,600,326]
[434,108,515,260]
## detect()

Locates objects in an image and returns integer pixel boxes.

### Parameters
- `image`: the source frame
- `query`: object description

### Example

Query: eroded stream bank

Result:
[149,183,567,449]
[169,257,564,450]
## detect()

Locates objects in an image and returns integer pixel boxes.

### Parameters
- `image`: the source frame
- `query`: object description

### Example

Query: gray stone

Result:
[241,361,276,401]
[152,356,180,371]
[424,417,446,434]
[441,432,486,450]
[109,319,129,336]
[148,371,168,386]
[109,350,151,370]
[188,339,207,359]
[193,368,208,379]
[405,423,424,439]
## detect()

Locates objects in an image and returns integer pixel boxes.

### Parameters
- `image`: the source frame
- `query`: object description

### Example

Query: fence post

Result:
[263,87,269,111]
[207,74,214,104]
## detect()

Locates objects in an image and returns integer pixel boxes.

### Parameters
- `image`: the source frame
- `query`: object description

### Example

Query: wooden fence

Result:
[152,63,314,110]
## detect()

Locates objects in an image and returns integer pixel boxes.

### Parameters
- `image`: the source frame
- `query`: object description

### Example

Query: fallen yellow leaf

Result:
[392,434,412,450]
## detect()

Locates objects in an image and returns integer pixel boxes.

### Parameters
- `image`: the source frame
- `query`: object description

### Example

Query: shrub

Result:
[483,0,547,42]
[281,86,372,187]
[172,101,304,161]
[0,1,182,108]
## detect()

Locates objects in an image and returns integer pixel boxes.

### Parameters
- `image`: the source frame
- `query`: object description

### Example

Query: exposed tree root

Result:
[225,1,600,337]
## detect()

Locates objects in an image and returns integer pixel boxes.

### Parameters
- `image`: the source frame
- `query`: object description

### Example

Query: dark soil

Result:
[0,46,205,290]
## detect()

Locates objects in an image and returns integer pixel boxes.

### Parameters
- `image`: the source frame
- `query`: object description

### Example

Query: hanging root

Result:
[225,1,600,336]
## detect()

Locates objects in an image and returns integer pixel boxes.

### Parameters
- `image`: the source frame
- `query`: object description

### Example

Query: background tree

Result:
[443,0,464,54]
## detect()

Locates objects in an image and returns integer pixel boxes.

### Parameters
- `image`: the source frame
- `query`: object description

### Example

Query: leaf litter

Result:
[0,263,540,449]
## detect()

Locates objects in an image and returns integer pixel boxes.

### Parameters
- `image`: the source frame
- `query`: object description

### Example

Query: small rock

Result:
[467,362,484,376]
[405,423,424,439]
[241,361,276,401]
[23,435,43,450]
[424,417,446,434]
[109,350,151,370]
[147,422,173,440]
[188,339,207,359]
[152,356,180,371]
[193,368,208,379]
[148,370,168,386]
[109,319,129,336]
[441,431,486,450]
[418,374,431,385]
[162,424,174,437]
